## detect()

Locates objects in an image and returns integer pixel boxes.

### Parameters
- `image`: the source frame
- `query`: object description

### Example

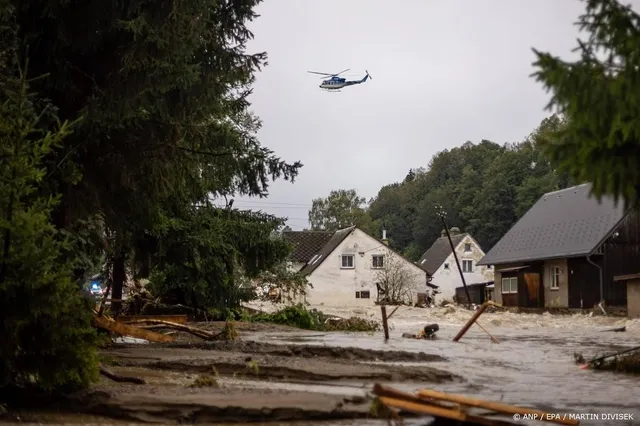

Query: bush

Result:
[0,58,99,392]
[252,304,318,329]
[251,305,380,332]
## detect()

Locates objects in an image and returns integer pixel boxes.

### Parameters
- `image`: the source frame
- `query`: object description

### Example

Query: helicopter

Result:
[307,69,372,92]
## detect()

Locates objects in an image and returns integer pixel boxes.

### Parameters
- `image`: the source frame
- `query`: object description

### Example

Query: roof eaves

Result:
[299,226,356,276]
[479,251,595,266]
[587,208,632,256]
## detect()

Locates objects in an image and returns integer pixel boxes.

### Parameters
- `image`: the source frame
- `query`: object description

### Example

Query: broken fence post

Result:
[453,301,499,343]
[381,305,390,341]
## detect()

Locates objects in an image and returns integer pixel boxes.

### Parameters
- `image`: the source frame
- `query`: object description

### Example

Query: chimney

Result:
[382,229,389,246]
[441,229,447,237]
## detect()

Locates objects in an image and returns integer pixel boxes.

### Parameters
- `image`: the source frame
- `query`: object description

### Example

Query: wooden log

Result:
[118,315,188,325]
[99,364,146,384]
[121,319,219,340]
[92,315,174,343]
[417,389,579,426]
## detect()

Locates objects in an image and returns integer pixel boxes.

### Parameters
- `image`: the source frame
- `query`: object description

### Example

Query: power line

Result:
[229,205,310,210]
[212,199,312,207]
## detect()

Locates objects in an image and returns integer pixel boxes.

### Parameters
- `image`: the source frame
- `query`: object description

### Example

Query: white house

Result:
[417,228,494,302]
[284,226,433,307]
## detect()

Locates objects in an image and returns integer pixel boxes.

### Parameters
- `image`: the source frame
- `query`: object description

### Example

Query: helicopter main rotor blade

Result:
[307,71,335,76]
[334,68,350,76]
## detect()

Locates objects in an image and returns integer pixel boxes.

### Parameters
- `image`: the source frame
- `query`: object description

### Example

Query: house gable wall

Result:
[306,228,427,306]
[431,235,494,301]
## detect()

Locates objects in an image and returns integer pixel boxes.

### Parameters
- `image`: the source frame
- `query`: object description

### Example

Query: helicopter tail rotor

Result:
[366,70,372,80]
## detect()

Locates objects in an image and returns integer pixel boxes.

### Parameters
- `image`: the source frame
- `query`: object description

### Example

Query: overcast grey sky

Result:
[216,0,638,231]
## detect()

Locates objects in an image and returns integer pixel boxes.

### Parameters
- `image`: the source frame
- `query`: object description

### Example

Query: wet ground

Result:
[3,306,640,425]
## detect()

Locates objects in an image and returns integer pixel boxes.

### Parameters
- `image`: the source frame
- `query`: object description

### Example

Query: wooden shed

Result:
[613,273,640,318]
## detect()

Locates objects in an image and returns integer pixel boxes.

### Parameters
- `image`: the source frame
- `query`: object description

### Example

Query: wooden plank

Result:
[378,397,518,426]
[417,389,579,425]
[118,315,188,325]
[613,273,640,282]
[379,396,467,421]
[92,315,174,343]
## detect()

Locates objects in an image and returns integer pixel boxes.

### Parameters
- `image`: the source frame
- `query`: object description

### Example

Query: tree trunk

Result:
[111,251,126,316]
[139,252,150,278]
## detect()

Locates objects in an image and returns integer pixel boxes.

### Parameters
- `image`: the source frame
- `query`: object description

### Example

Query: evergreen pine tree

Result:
[532,0,640,205]
[0,60,98,392]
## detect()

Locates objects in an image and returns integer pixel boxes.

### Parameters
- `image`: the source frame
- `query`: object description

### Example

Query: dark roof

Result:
[283,230,333,263]
[477,183,628,266]
[417,233,467,274]
[299,226,356,276]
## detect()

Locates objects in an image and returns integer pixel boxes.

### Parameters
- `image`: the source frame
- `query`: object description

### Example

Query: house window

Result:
[444,263,450,270]
[501,277,518,293]
[464,243,471,252]
[462,260,473,273]
[341,254,355,269]
[355,291,370,299]
[550,266,560,290]
[372,255,384,269]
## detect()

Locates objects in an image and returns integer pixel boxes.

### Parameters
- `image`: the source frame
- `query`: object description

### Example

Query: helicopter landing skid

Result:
[322,89,342,93]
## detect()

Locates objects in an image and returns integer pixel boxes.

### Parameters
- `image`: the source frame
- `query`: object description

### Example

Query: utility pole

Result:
[435,205,471,310]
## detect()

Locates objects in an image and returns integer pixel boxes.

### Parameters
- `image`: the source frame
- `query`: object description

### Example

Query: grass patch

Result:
[188,374,219,388]
[218,321,239,341]
[250,304,380,332]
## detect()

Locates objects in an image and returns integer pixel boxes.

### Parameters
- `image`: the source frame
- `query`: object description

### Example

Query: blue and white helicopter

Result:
[307,69,372,92]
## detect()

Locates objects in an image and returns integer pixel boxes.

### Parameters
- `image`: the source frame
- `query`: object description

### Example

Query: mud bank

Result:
[2,387,373,424]
[103,343,455,384]
[163,340,446,362]
[2,323,454,424]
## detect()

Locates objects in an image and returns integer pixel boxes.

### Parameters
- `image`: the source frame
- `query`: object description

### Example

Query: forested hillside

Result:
[309,115,577,259]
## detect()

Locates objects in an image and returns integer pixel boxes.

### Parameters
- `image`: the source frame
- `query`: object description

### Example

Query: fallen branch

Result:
[92,314,174,343]
[386,306,400,321]
[140,302,212,321]
[99,364,145,384]
[118,315,188,325]
[579,345,640,371]
[122,319,221,340]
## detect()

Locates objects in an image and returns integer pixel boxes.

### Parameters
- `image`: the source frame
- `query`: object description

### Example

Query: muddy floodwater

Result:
[242,304,640,426]
[4,305,640,426]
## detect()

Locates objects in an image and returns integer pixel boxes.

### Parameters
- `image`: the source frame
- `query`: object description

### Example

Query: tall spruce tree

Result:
[532,0,640,206]
[0,52,99,391]
[13,0,302,312]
